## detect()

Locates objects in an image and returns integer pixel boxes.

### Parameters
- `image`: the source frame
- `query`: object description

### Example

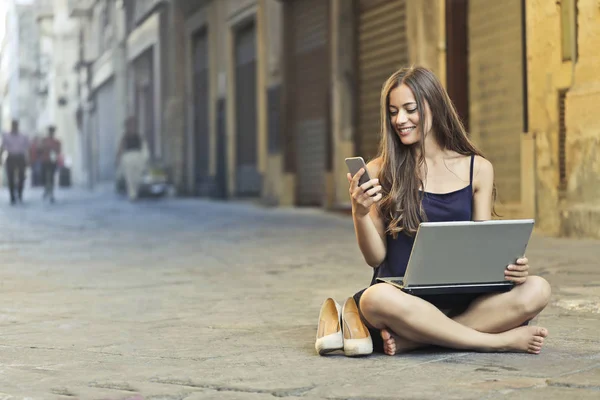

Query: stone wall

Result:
[561,0,600,238]
[527,0,600,238]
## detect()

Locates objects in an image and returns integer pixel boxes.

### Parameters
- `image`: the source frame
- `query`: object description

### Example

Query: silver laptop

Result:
[376,219,535,296]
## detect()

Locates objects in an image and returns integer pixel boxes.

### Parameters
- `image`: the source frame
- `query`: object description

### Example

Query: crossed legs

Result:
[359,276,551,355]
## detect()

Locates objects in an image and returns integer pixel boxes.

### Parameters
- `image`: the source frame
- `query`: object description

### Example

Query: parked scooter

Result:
[115,159,172,198]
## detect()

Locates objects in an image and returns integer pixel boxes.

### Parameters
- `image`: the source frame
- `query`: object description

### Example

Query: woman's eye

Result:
[407,108,417,114]
[389,110,398,116]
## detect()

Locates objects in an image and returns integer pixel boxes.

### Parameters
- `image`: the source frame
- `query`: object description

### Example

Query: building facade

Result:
[39,0,83,184]
[0,0,40,135]
[0,0,87,185]
[68,0,128,187]
[125,0,165,165]
[164,0,278,201]
[37,0,600,239]
[527,0,600,238]
[155,0,599,239]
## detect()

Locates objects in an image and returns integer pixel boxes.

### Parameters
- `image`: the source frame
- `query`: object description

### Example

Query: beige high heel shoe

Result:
[315,298,343,355]
[342,297,373,356]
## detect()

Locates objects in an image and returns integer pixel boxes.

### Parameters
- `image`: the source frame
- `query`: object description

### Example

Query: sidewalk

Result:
[0,192,597,399]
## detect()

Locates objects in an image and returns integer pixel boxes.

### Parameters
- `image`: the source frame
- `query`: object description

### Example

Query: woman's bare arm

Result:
[472,155,494,221]
[350,159,387,267]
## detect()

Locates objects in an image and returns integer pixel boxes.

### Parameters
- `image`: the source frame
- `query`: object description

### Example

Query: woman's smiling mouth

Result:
[398,126,416,136]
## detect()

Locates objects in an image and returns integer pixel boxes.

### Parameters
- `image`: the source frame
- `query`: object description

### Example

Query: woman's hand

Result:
[347,168,382,217]
[505,257,529,285]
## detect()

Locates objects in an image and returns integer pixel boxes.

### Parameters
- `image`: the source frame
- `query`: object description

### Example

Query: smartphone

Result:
[345,156,371,186]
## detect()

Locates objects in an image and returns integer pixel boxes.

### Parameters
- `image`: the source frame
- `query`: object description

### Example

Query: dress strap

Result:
[469,154,475,186]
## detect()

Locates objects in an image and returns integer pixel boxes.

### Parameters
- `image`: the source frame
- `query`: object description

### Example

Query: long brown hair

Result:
[376,66,497,238]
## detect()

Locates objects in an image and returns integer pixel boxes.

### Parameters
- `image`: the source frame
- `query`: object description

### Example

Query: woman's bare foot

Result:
[496,326,549,354]
[380,328,422,355]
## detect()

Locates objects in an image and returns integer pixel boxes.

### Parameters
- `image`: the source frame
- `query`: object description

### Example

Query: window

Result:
[560,0,578,62]
[558,90,568,194]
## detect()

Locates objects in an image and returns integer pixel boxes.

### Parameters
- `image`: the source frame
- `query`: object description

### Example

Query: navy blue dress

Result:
[354,154,479,352]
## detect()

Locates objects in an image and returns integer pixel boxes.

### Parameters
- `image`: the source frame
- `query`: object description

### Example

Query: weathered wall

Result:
[406,0,445,78]
[164,0,188,193]
[330,0,356,210]
[330,0,445,211]
[262,0,286,206]
[527,0,570,235]
[224,0,259,198]
[468,0,525,214]
[527,0,600,237]
[560,0,600,237]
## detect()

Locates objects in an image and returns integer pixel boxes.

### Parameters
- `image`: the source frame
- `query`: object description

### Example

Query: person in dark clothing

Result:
[116,118,145,201]
[315,67,550,357]
[0,120,30,204]
[40,125,62,202]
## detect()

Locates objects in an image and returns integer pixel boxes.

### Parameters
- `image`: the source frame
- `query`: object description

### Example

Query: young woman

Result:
[346,66,551,355]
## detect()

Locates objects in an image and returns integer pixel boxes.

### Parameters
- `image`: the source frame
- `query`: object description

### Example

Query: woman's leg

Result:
[359,282,549,355]
[122,153,135,199]
[123,152,143,201]
[453,276,551,332]
[378,276,551,355]
[129,151,146,200]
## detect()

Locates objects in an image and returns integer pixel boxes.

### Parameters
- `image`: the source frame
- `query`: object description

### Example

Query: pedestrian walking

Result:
[315,66,551,357]
[0,120,30,205]
[40,125,61,203]
[116,117,145,201]
[29,136,44,187]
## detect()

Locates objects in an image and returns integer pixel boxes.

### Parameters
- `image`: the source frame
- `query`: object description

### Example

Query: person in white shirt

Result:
[0,120,30,204]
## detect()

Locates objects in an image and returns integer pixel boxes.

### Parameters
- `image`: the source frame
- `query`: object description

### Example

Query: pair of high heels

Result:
[315,297,373,356]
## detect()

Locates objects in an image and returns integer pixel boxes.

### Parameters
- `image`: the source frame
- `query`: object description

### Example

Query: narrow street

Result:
[0,186,598,399]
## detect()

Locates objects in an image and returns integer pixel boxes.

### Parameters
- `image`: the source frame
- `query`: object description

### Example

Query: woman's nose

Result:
[395,110,408,125]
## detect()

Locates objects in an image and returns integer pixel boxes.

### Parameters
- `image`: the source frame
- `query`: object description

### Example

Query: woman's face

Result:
[388,84,432,146]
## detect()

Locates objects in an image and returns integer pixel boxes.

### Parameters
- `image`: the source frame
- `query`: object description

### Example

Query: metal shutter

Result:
[288,0,329,206]
[357,0,408,161]
[95,78,118,181]
[193,30,210,195]
[469,0,524,203]
[235,22,260,197]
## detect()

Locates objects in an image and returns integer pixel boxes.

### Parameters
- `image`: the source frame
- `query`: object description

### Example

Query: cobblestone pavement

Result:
[0,185,598,399]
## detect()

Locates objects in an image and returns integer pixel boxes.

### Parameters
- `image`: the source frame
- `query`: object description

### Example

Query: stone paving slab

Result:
[0,187,598,399]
